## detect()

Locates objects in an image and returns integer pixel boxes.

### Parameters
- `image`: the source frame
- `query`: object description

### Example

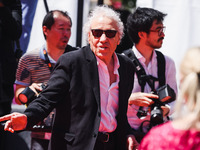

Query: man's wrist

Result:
[163,104,170,116]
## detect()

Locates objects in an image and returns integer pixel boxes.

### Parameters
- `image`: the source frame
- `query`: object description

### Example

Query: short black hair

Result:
[127,7,167,44]
[42,10,72,39]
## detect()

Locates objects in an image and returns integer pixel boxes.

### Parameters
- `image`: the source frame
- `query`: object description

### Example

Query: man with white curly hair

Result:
[0,5,138,150]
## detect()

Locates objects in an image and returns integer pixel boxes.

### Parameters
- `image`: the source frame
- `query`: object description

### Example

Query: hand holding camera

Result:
[149,84,175,127]
[128,92,158,107]
[18,83,47,105]
[136,84,176,129]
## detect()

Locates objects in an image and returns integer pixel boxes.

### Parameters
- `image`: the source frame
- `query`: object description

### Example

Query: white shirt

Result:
[127,46,177,130]
[96,53,120,133]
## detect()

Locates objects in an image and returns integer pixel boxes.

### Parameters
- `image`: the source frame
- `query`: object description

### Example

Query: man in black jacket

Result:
[0,5,138,150]
[0,0,22,149]
[0,0,22,117]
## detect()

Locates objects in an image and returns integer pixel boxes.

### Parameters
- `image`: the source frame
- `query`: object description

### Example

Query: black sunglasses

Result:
[91,29,117,38]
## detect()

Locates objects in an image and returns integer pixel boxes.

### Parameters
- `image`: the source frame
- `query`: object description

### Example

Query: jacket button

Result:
[93,133,97,137]
[98,112,101,117]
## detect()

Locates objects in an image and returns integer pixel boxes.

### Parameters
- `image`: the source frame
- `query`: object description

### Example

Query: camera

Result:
[137,84,176,128]
[149,84,176,127]
[18,83,47,105]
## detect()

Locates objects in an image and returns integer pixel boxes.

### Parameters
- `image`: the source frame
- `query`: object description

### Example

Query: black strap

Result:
[124,49,146,91]
[123,49,166,90]
[15,40,23,61]
[156,50,166,86]
[43,49,53,72]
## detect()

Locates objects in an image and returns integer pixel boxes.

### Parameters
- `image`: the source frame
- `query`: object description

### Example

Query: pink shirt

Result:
[96,53,120,132]
[127,46,177,130]
[140,121,200,150]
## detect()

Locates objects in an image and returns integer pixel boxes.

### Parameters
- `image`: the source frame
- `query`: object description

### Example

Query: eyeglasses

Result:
[91,29,117,38]
[149,26,166,36]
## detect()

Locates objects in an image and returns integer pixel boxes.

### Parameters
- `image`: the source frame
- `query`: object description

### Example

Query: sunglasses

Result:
[91,29,117,38]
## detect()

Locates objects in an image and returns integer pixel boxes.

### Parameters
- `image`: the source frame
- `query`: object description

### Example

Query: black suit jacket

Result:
[25,45,135,150]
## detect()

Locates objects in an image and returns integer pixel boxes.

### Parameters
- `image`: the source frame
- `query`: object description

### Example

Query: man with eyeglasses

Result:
[125,7,177,143]
[0,5,139,150]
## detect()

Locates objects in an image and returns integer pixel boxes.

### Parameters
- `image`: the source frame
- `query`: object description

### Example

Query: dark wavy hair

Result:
[127,7,167,44]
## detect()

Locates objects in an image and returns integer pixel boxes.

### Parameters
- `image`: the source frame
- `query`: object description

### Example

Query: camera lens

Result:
[18,93,28,104]
[18,87,36,104]
[150,105,163,127]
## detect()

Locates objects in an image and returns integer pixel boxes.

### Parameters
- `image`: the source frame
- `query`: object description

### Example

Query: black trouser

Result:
[0,101,11,117]
[31,138,49,150]
[94,132,116,150]
[0,101,11,150]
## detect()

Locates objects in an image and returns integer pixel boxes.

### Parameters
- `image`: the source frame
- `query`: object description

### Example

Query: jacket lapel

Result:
[84,45,101,107]
[117,55,127,115]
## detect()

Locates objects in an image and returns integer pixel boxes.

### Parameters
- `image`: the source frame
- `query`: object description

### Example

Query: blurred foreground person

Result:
[0,0,22,149]
[0,5,138,150]
[0,0,22,119]
[139,47,200,149]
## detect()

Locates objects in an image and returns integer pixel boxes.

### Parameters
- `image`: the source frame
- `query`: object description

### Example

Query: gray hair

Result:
[83,5,124,42]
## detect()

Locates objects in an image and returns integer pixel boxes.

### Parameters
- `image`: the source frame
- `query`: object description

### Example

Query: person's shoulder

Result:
[140,121,173,149]
[163,54,176,67]
[117,53,135,74]
[150,121,173,135]
[23,48,40,56]
[65,44,79,53]
[156,50,175,65]
[20,48,40,60]
[59,46,88,62]
[156,50,174,62]
[117,52,134,65]
[163,54,174,62]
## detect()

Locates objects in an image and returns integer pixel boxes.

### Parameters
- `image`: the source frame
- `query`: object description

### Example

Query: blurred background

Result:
[20,0,200,80]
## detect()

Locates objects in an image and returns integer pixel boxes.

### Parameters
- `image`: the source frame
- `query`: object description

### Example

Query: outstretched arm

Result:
[0,112,27,133]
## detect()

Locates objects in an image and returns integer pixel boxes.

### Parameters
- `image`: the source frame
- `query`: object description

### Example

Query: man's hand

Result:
[128,92,159,107]
[127,135,139,150]
[161,105,170,116]
[15,83,43,105]
[29,83,43,96]
[0,112,27,133]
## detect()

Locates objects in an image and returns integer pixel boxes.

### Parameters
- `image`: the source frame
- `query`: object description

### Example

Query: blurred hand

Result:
[128,92,159,107]
[29,83,43,96]
[0,112,27,133]
[127,135,139,150]
[161,105,170,116]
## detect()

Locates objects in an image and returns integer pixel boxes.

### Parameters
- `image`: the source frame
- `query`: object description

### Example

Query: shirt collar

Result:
[96,53,120,73]
[39,44,56,64]
[132,46,157,64]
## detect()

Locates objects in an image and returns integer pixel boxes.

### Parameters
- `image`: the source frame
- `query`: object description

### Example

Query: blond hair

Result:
[175,47,200,128]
